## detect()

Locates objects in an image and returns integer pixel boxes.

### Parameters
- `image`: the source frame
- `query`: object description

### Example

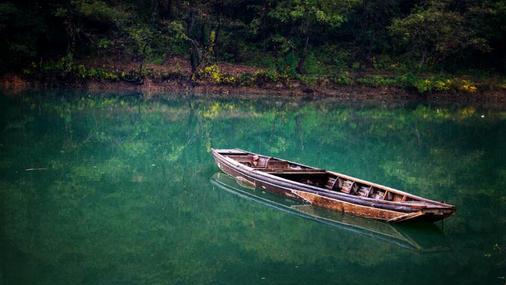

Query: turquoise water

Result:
[0,90,505,285]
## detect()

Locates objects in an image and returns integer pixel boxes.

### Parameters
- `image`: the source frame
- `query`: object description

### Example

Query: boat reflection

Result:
[210,172,449,252]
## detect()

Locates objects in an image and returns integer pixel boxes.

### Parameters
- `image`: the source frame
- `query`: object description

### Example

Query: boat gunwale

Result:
[212,148,455,211]
[213,151,424,213]
[230,148,452,206]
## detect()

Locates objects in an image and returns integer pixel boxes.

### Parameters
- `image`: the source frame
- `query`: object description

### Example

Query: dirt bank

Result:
[0,65,506,109]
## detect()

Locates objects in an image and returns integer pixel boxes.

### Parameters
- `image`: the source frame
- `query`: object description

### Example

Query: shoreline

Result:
[1,73,505,108]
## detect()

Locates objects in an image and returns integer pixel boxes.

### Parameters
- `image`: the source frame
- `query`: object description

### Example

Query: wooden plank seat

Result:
[325,177,338,189]
[357,185,373,197]
[341,180,356,194]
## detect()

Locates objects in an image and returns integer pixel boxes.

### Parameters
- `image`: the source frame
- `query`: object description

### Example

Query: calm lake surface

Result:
[1,90,505,285]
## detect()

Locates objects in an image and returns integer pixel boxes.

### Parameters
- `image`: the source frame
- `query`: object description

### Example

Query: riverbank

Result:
[1,56,505,107]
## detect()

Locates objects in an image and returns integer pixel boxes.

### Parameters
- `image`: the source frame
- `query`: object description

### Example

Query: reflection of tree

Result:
[0,91,505,285]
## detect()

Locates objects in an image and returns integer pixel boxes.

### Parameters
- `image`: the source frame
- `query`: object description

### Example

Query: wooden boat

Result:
[211,172,450,251]
[211,148,456,223]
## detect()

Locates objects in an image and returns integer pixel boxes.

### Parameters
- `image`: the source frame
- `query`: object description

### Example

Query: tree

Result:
[388,1,490,67]
[267,0,358,74]
[54,0,120,54]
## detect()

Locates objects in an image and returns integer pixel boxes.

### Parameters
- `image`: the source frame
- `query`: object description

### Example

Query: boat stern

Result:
[421,206,456,222]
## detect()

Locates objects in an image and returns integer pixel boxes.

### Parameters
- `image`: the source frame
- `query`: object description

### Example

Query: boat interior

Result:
[223,152,417,203]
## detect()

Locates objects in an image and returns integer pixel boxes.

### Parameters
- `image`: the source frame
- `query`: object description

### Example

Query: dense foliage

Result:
[0,0,505,76]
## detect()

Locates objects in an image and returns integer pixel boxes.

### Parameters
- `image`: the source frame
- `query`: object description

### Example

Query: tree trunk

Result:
[138,45,146,78]
[186,10,201,74]
[418,48,427,68]
[170,0,181,19]
[190,41,202,74]
[213,0,224,59]
[296,35,310,74]
[151,0,159,26]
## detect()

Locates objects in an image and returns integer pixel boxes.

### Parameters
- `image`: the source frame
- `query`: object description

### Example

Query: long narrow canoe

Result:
[211,148,456,223]
[211,172,446,251]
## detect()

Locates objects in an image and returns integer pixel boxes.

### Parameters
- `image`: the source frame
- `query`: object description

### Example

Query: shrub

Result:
[332,71,353,85]
[298,75,319,86]
[36,54,119,81]
[197,64,236,85]
[396,74,479,94]
[254,70,279,84]
[237,73,256,86]
[458,79,478,93]
[303,52,326,76]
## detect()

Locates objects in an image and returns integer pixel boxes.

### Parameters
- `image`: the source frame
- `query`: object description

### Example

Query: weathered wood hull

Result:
[211,172,444,251]
[212,149,455,223]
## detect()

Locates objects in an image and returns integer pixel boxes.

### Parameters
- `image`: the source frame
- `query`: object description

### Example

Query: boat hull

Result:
[211,172,450,251]
[212,149,455,223]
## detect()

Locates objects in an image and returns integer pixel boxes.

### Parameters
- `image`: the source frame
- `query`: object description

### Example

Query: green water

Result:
[0,90,505,285]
